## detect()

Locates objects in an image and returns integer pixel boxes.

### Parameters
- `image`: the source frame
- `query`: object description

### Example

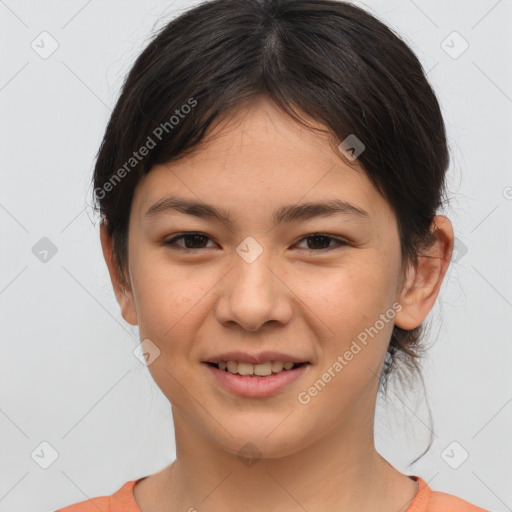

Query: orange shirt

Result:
[55,475,490,511]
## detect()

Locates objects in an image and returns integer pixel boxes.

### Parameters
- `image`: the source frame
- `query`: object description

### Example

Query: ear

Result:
[394,215,454,330]
[99,222,138,326]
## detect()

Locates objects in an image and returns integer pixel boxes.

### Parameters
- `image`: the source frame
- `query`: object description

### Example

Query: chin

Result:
[212,421,316,461]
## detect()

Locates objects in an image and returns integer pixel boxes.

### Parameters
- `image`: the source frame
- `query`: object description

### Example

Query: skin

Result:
[101,96,454,512]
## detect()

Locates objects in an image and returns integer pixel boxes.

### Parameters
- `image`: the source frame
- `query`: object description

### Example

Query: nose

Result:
[214,248,293,333]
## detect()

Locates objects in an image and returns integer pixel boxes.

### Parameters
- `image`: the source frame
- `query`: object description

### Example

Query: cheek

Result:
[131,257,214,348]
[297,259,397,329]
[293,257,399,372]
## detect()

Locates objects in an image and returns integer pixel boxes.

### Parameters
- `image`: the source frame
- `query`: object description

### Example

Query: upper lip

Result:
[203,351,310,365]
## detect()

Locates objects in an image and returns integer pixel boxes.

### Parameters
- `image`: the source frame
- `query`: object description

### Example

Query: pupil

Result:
[185,234,206,248]
[308,235,329,249]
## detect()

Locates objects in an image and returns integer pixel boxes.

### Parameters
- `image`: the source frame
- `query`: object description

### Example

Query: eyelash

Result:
[163,232,349,252]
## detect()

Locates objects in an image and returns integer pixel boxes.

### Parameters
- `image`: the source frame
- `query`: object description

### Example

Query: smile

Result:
[207,360,306,376]
[204,361,310,398]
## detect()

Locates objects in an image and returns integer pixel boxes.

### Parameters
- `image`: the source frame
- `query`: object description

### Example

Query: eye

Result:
[163,232,348,252]
[295,234,348,252]
[164,232,216,250]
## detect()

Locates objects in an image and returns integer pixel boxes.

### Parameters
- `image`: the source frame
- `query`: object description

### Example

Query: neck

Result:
[153,406,417,512]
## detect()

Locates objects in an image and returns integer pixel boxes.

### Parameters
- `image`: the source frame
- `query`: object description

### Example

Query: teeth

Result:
[237,362,253,376]
[213,360,302,376]
[254,362,272,376]
[271,361,284,372]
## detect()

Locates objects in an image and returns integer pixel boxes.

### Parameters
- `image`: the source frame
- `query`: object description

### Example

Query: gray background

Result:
[1,1,511,511]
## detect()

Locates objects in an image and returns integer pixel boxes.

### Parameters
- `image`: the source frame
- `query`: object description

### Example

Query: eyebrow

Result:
[144,195,370,225]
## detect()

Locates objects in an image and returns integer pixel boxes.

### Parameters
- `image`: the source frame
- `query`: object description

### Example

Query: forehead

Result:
[131,97,393,227]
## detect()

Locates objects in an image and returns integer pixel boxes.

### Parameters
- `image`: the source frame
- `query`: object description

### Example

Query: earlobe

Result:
[99,222,139,326]
[394,215,454,330]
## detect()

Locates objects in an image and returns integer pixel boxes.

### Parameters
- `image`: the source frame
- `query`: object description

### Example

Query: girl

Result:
[57,0,488,510]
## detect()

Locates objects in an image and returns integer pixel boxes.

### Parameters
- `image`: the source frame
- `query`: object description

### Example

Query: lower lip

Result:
[204,363,309,398]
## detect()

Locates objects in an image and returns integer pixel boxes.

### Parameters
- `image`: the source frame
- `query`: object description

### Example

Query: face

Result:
[106,97,429,459]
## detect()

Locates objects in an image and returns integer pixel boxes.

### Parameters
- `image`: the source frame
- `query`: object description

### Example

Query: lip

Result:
[204,362,310,398]
[203,350,310,365]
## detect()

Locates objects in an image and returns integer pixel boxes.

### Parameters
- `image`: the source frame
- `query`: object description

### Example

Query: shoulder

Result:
[55,494,111,512]
[55,480,140,512]
[408,476,490,512]
[429,489,490,512]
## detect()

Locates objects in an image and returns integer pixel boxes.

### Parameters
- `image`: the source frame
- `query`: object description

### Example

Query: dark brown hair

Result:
[93,0,449,456]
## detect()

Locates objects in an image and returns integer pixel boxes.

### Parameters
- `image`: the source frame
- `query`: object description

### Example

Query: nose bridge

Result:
[216,237,292,331]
